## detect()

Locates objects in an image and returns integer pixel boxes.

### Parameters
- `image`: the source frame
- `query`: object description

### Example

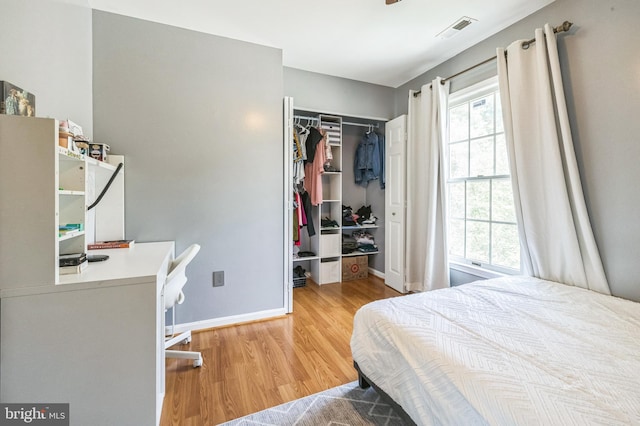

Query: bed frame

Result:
[354,361,417,426]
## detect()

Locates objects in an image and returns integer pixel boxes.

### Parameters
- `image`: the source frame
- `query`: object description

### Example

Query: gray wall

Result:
[394,0,640,301]
[1,0,93,138]
[285,67,395,120]
[92,11,285,322]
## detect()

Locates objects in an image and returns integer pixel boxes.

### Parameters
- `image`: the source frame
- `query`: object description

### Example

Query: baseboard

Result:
[165,307,287,335]
[368,267,385,279]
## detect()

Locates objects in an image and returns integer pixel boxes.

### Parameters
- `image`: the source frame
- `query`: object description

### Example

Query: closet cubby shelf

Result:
[59,190,85,196]
[59,146,118,172]
[59,230,85,242]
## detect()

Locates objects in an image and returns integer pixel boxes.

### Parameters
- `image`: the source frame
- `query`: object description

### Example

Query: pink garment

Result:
[303,129,327,206]
[298,192,307,226]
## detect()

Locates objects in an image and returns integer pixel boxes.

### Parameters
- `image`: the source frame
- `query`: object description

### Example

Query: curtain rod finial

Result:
[560,21,573,32]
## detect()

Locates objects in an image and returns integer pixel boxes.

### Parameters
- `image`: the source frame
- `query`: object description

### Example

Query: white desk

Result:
[0,241,174,426]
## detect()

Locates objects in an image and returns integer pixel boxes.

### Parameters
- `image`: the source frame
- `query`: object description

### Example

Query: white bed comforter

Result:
[351,276,640,425]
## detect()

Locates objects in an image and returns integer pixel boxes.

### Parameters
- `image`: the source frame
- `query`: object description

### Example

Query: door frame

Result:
[283,97,294,313]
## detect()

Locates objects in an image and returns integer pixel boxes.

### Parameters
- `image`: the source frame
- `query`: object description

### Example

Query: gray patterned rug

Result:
[219,381,408,425]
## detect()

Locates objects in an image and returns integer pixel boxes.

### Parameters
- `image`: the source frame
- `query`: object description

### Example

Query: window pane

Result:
[492,223,520,269]
[466,180,490,220]
[446,80,521,274]
[449,142,468,178]
[449,104,469,142]
[495,134,509,175]
[470,94,494,138]
[496,93,504,134]
[492,179,516,223]
[449,218,465,257]
[449,182,465,218]
[466,221,490,263]
[469,136,494,177]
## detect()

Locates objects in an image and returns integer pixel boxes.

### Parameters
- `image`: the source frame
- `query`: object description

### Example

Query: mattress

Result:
[351,276,640,425]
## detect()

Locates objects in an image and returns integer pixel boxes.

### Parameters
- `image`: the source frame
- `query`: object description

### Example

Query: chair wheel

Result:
[193,358,202,368]
[182,335,191,344]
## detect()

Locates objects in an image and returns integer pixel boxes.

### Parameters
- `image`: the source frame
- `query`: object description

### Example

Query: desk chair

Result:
[164,244,203,368]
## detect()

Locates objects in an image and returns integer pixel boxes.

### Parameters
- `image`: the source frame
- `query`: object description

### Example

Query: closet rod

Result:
[293,115,319,122]
[343,121,379,129]
[412,20,573,97]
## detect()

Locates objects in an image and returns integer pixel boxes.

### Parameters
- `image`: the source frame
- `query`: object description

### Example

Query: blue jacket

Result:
[354,132,381,187]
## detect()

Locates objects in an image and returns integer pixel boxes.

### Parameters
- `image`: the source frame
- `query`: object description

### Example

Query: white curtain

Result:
[406,78,450,292]
[497,24,610,294]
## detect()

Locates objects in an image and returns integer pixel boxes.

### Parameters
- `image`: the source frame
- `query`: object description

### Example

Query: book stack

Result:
[59,223,83,237]
[59,252,87,275]
[87,240,135,250]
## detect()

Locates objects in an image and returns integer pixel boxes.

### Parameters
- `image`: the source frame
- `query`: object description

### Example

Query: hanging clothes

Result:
[354,131,381,187]
[304,127,327,206]
[293,125,309,186]
[304,126,324,164]
[300,190,315,237]
[377,131,385,189]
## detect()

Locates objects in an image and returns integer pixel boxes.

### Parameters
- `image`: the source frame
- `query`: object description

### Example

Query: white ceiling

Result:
[87,0,556,88]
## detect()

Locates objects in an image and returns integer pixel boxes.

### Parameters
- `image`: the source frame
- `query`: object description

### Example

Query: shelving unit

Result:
[291,111,384,285]
[0,115,124,289]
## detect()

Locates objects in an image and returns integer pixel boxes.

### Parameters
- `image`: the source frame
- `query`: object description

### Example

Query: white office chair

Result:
[164,243,203,368]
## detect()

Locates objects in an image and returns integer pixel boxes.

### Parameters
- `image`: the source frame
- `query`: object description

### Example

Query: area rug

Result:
[220,381,409,425]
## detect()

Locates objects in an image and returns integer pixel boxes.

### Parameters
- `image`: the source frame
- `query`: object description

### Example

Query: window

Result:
[446,77,521,274]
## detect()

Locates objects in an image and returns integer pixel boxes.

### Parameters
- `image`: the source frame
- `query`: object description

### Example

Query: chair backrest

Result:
[164,244,201,311]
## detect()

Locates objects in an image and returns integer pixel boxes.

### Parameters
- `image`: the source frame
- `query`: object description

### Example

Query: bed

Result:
[351,276,640,425]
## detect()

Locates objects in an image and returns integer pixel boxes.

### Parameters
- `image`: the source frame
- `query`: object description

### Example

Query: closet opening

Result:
[286,104,387,311]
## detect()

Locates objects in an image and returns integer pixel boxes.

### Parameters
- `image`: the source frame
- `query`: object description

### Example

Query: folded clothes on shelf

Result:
[321,217,339,228]
[357,244,378,253]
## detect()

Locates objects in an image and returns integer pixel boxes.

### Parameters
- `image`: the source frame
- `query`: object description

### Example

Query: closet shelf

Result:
[343,250,379,257]
[343,225,379,230]
[293,256,319,262]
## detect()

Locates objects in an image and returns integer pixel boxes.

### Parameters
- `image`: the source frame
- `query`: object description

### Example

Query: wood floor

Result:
[160,275,401,425]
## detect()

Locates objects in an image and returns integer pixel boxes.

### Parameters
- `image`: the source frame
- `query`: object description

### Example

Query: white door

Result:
[385,115,407,293]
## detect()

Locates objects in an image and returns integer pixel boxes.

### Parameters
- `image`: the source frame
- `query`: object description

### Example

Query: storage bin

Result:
[319,259,340,284]
[319,233,341,257]
[293,276,307,288]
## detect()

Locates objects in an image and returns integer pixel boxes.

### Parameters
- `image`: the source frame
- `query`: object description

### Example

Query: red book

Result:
[87,240,135,250]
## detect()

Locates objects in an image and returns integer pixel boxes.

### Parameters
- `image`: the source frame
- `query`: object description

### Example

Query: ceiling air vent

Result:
[437,16,477,39]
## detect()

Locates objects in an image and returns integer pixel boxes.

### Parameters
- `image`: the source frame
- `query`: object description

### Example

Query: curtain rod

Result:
[413,20,573,97]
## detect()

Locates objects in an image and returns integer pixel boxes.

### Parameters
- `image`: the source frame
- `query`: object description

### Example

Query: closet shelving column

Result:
[58,148,88,259]
[311,114,343,284]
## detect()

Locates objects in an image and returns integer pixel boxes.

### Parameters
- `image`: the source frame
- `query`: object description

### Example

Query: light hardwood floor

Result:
[160,275,401,425]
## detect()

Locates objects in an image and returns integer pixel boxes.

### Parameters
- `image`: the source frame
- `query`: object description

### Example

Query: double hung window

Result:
[446,77,521,274]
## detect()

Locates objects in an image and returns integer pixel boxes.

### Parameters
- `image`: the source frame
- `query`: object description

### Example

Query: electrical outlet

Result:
[212,271,224,287]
